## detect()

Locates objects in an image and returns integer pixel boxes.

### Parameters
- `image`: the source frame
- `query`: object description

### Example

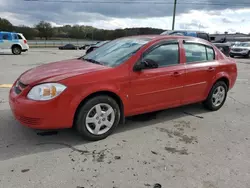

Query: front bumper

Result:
[9,84,73,130]
[230,51,249,56]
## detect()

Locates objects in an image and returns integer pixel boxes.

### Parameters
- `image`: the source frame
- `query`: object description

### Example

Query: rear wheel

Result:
[75,95,120,141]
[12,46,22,55]
[203,81,228,111]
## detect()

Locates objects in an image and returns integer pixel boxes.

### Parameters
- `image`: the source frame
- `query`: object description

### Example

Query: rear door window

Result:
[206,47,215,61]
[184,43,215,63]
[13,34,18,40]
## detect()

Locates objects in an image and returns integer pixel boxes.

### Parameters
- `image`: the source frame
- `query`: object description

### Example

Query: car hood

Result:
[19,59,109,85]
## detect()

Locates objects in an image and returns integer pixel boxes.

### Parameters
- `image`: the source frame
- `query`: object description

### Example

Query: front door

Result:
[182,42,218,104]
[128,41,185,115]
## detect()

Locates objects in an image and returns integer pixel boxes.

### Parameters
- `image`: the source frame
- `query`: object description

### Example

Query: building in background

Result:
[210,33,250,42]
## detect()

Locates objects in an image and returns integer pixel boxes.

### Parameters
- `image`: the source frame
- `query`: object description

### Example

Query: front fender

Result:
[67,83,127,124]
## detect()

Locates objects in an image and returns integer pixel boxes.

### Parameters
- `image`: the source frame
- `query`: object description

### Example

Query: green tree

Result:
[0,18,13,31]
[35,21,53,39]
[13,25,38,39]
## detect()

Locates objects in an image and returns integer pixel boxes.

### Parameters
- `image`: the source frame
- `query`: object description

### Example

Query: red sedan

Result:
[9,35,237,141]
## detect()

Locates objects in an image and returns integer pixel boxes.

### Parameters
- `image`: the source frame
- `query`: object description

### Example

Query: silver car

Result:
[230,42,250,58]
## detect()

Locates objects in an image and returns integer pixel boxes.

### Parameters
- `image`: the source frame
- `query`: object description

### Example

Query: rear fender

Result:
[11,43,22,49]
[205,72,230,96]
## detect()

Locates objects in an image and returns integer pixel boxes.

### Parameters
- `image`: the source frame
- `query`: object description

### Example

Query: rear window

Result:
[17,34,23,40]
[184,43,215,63]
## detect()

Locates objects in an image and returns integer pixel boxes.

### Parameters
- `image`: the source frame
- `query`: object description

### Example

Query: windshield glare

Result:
[83,38,150,67]
[239,43,250,47]
[95,41,109,47]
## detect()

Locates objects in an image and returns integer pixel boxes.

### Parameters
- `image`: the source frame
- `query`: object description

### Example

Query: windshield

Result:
[83,37,151,67]
[95,41,109,47]
[238,42,250,47]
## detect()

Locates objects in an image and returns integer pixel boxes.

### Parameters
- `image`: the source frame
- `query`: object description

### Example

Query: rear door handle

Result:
[207,67,215,72]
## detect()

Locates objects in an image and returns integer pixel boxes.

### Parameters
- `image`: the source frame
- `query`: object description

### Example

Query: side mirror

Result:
[133,63,145,71]
[133,59,159,72]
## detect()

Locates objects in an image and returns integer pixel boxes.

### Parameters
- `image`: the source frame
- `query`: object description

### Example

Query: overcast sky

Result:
[0,0,250,33]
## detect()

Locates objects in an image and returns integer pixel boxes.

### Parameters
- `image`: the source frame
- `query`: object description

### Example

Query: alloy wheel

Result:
[212,86,226,107]
[85,103,115,135]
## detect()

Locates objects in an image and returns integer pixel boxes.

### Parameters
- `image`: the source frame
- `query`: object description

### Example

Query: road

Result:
[0,49,249,188]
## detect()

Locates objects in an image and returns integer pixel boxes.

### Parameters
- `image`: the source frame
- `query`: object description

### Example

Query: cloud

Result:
[222,18,233,23]
[0,0,250,33]
[179,19,208,30]
[1,0,250,22]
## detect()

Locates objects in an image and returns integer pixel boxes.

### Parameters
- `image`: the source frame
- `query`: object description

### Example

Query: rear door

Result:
[182,41,218,104]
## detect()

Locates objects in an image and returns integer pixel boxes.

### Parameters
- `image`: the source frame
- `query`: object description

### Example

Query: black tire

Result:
[203,81,228,111]
[12,46,22,55]
[244,51,250,58]
[75,95,120,141]
[230,54,234,58]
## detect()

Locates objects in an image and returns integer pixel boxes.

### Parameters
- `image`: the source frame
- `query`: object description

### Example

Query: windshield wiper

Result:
[82,58,103,65]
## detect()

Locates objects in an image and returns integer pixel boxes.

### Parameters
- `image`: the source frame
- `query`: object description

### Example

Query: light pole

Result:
[172,0,177,30]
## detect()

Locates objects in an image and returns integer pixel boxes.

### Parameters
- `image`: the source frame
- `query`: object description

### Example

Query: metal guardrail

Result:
[28,40,99,48]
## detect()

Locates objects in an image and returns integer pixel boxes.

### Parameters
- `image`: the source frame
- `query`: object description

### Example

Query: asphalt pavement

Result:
[0,49,249,188]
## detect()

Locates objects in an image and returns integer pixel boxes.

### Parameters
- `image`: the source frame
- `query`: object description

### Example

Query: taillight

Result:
[24,40,27,44]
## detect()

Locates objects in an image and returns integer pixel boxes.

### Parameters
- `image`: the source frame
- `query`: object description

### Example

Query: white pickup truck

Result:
[0,31,29,55]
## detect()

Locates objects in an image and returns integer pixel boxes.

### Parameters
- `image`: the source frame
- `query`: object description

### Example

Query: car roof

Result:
[162,30,207,33]
[0,31,18,34]
[119,35,212,45]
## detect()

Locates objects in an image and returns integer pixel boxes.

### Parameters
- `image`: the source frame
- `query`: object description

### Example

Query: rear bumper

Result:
[22,44,29,50]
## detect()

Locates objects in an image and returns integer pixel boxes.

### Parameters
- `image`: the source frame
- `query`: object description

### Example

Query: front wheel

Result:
[75,95,120,141]
[203,81,228,111]
[244,51,250,58]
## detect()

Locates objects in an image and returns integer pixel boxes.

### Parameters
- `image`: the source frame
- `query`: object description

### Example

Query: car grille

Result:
[14,80,28,94]
[17,115,42,126]
[233,48,243,52]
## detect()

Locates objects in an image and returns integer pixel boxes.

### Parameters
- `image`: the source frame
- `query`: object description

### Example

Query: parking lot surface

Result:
[0,49,249,188]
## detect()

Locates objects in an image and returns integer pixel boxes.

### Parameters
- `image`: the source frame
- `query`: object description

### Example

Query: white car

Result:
[0,31,29,55]
[230,42,250,58]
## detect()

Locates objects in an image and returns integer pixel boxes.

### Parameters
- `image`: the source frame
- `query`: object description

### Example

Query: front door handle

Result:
[172,71,182,77]
[207,67,215,72]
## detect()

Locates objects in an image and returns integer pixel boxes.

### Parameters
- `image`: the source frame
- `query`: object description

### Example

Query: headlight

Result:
[27,83,67,101]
